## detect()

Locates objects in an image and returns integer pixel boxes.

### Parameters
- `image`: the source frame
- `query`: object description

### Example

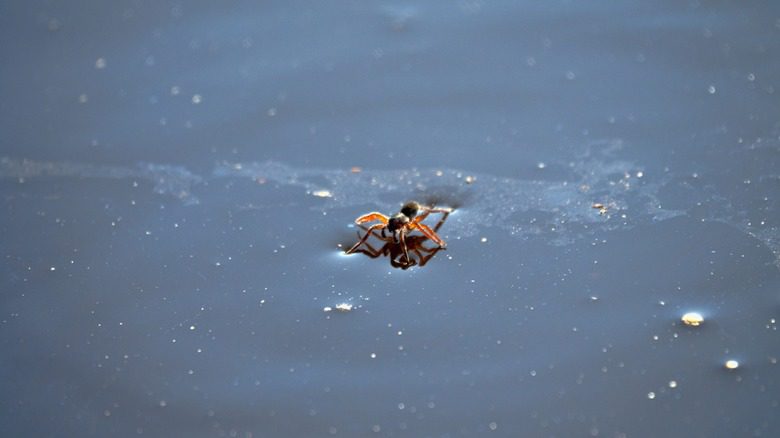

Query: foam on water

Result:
[2,138,778,265]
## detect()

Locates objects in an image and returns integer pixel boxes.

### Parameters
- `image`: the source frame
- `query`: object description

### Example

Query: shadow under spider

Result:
[347,210,451,270]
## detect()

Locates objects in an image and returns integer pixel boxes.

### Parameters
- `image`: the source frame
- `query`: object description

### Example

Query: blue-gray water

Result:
[2,1,779,437]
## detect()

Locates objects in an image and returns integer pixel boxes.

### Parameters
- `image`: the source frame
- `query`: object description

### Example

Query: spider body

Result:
[346,201,451,263]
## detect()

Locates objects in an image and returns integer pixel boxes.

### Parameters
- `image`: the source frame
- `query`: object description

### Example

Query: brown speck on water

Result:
[592,203,608,215]
[350,166,362,173]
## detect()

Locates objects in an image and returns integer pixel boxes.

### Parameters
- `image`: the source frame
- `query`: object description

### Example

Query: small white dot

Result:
[192,94,202,104]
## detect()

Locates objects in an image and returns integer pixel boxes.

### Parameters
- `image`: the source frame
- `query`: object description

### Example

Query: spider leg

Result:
[353,238,383,258]
[414,206,452,223]
[359,224,393,241]
[418,247,443,267]
[399,228,411,263]
[411,222,446,247]
[431,210,451,232]
[346,223,386,254]
[354,212,389,225]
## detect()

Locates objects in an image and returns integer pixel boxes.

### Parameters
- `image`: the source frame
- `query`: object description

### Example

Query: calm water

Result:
[2,1,779,437]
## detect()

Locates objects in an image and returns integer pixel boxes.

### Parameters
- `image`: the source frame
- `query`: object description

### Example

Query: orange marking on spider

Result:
[346,201,452,264]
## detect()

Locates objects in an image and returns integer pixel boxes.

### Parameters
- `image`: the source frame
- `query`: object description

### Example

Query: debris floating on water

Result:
[681,312,704,326]
[311,190,333,198]
[725,359,739,370]
[324,303,353,313]
[350,166,362,173]
[592,202,609,215]
[464,175,476,184]
[335,303,353,312]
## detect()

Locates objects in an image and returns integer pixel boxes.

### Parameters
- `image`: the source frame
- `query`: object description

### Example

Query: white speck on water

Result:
[159,400,167,407]
[370,353,377,359]
[565,71,576,80]
[311,190,333,198]
[480,237,488,243]
[537,162,546,169]
[668,380,678,388]
[189,325,195,330]
[636,171,644,178]
[530,370,537,377]
[50,267,56,271]
[489,422,498,431]
[78,94,88,103]
[95,57,107,69]
[708,85,717,94]
[191,94,202,104]
[267,108,277,117]
[725,359,739,370]
[371,425,380,433]
[397,403,405,410]
[647,392,656,400]
[170,86,180,96]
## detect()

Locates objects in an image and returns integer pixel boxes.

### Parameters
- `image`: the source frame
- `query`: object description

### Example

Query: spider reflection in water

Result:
[346,202,452,269]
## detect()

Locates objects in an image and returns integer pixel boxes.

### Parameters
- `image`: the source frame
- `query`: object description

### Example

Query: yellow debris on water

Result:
[725,360,739,370]
[681,312,704,326]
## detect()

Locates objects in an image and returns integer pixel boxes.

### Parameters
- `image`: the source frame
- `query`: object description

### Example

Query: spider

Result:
[346,201,452,263]
[352,222,447,269]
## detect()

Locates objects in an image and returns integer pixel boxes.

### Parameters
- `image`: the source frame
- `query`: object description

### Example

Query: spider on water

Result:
[345,201,452,265]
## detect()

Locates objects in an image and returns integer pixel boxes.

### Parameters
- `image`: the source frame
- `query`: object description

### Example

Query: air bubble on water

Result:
[191,94,202,104]
[708,85,717,94]
[489,422,498,431]
[668,380,677,388]
[95,58,107,69]
[647,392,656,400]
